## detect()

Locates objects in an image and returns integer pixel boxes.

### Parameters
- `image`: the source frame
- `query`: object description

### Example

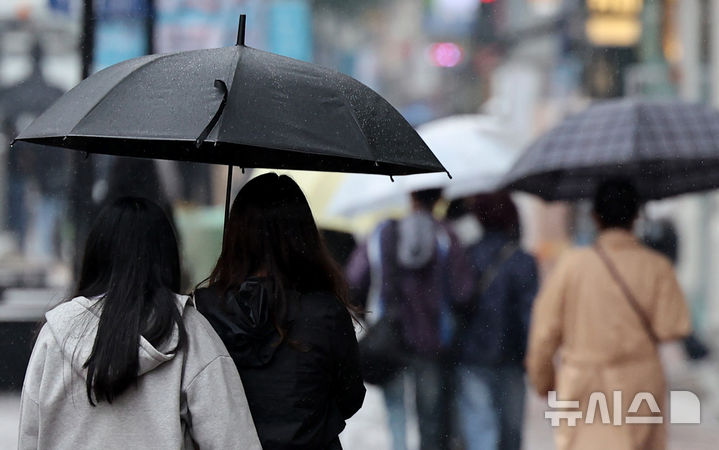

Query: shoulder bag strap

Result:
[594,244,659,344]
[458,242,518,317]
[370,220,401,318]
[475,242,518,297]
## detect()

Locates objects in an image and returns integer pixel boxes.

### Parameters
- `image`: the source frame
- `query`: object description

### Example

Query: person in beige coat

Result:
[526,179,691,450]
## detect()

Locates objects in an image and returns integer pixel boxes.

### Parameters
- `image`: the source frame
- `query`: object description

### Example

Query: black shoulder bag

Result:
[358,220,410,385]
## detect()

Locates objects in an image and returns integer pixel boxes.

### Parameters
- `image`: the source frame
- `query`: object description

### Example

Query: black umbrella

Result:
[502,98,719,201]
[15,16,447,221]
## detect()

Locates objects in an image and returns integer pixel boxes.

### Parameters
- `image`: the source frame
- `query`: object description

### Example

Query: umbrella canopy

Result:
[328,114,522,217]
[15,38,445,177]
[502,98,719,201]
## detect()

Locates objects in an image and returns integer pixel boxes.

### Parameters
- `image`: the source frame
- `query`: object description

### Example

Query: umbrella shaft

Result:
[224,165,233,238]
[237,15,246,46]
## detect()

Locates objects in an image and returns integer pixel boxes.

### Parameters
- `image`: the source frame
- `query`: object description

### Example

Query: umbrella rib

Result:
[213,46,244,145]
[336,91,381,167]
[68,53,175,136]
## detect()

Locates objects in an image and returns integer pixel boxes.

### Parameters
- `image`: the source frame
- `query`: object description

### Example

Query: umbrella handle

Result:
[195,79,228,148]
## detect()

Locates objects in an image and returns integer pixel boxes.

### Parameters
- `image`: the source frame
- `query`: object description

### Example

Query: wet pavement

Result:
[339,343,719,450]
[0,393,19,450]
[337,385,719,450]
[1,344,719,449]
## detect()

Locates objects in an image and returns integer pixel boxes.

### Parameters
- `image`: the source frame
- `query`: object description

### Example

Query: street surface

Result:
[339,343,719,450]
[1,344,718,449]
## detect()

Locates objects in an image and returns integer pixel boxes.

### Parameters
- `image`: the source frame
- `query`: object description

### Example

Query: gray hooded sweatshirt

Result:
[18,295,262,450]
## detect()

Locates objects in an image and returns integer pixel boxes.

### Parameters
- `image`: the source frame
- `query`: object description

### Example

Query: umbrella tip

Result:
[236,15,246,46]
[445,170,453,180]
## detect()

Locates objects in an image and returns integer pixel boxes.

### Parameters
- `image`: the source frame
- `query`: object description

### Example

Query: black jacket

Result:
[195,280,365,450]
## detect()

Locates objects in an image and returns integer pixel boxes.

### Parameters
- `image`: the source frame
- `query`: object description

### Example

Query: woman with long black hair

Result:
[18,197,261,449]
[195,173,365,450]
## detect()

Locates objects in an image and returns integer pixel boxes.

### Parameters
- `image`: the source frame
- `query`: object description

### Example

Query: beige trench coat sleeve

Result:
[651,258,691,341]
[525,253,572,396]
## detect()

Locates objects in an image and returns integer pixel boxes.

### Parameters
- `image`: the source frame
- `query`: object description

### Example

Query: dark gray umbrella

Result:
[15,17,446,226]
[14,27,444,177]
[502,98,719,201]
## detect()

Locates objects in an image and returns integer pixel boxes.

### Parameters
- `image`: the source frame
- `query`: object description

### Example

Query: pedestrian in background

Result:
[526,178,691,450]
[196,173,365,450]
[1,41,66,261]
[18,197,260,449]
[346,188,464,450]
[452,192,538,450]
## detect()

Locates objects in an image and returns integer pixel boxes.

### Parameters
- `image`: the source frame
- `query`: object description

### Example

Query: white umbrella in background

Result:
[328,114,524,217]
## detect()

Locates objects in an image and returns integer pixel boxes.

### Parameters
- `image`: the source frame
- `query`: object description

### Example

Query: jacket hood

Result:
[44,295,191,379]
[202,279,289,368]
[396,211,438,269]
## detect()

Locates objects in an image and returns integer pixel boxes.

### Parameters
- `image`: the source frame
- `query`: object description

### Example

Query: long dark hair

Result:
[208,173,351,341]
[76,197,186,406]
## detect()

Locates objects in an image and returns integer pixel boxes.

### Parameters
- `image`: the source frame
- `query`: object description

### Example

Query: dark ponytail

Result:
[75,197,186,406]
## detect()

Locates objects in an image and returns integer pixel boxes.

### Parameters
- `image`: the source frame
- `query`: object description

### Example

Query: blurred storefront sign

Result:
[94,19,146,71]
[156,0,253,52]
[93,0,151,71]
[586,0,643,47]
[49,0,148,18]
[427,42,464,68]
[0,0,49,18]
[529,0,562,17]
[424,0,479,38]
[48,0,73,15]
[95,0,149,18]
[584,47,637,98]
[624,0,675,98]
[156,0,311,61]
[48,0,150,71]
[268,0,312,62]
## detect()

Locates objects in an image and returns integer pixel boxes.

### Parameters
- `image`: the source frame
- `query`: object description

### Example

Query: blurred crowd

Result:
[345,180,699,450]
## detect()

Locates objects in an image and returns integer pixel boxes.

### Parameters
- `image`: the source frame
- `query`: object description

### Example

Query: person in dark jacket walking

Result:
[346,188,464,450]
[195,173,366,450]
[453,192,538,450]
[1,41,66,260]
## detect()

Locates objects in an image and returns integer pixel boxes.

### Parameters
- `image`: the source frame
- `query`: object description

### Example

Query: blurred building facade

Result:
[3,0,719,340]
[326,0,719,343]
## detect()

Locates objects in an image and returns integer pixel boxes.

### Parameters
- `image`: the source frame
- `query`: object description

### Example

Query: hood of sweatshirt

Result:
[44,295,191,379]
[198,278,294,369]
